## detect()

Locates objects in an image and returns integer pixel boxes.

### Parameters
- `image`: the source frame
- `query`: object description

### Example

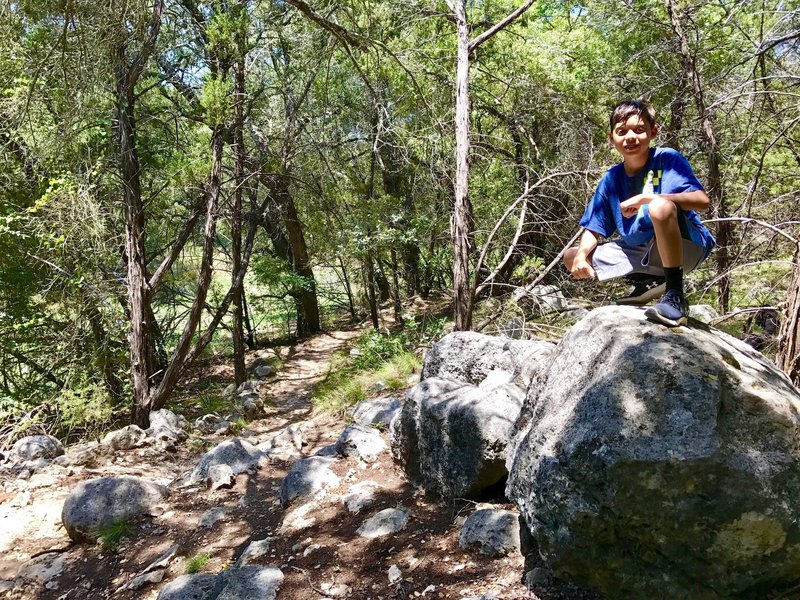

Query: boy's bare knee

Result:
[564,247,577,269]
[649,196,677,221]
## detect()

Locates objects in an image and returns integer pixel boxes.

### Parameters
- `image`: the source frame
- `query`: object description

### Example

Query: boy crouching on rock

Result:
[564,99,716,327]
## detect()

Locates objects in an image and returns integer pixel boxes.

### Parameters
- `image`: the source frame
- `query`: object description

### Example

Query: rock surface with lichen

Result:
[506,305,800,599]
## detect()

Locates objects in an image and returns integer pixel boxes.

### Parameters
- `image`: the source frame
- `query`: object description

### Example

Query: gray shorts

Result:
[592,237,706,281]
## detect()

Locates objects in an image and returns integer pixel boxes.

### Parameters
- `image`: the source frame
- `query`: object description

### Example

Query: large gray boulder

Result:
[13,435,64,461]
[392,375,524,498]
[62,476,169,542]
[191,438,264,485]
[422,331,554,390]
[507,305,800,599]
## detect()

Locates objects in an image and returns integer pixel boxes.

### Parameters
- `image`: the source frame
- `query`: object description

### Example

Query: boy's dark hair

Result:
[610,99,657,130]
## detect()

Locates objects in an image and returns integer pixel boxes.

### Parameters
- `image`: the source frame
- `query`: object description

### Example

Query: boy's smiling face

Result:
[609,114,659,173]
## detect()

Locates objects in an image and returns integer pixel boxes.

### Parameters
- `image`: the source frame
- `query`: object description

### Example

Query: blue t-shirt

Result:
[579,147,716,255]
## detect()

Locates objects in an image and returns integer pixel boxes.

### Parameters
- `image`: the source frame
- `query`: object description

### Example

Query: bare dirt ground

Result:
[0,325,540,600]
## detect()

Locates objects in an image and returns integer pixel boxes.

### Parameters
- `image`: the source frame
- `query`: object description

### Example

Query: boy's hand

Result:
[620,193,652,218]
[570,257,595,280]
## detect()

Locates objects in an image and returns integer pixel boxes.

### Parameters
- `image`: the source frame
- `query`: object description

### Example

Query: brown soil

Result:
[0,325,552,600]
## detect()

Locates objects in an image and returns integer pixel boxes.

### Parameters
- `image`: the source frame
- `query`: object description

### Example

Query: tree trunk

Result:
[338,255,357,320]
[391,248,404,327]
[777,248,800,386]
[667,0,731,312]
[364,251,379,330]
[451,0,474,331]
[231,53,247,385]
[117,62,153,428]
[272,174,321,337]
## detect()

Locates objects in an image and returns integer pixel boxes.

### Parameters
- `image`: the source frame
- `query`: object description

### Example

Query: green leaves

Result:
[200,75,233,127]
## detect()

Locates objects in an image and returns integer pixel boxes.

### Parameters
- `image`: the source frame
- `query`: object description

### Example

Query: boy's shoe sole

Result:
[644,306,688,327]
[616,282,666,306]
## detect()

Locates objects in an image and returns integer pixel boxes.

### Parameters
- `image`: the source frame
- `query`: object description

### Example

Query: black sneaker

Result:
[645,289,689,327]
[616,276,666,306]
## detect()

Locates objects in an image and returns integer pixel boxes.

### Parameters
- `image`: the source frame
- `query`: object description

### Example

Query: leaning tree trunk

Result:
[147,127,225,412]
[777,248,800,386]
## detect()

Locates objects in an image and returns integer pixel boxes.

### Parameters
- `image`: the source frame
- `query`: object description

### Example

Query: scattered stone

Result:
[335,424,387,463]
[14,555,65,587]
[280,501,318,533]
[302,543,320,557]
[500,317,527,339]
[350,397,402,428]
[222,383,237,399]
[148,409,188,440]
[60,441,111,468]
[689,304,718,323]
[13,435,64,461]
[194,414,233,435]
[238,380,259,392]
[253,364,276,379]
[422,585,436,596]
[61,476,169,543]
[343,481,381,514]
[280,456,340,507]
[507,305,800,599]
[357,507,409,538]
[156,573,219,600]
[319,582,350,597]
[190,438,264,485]
[459,508,521,558]
[102,425,147,451]
[528,284,568,315]
[236,390,264,419]
[237,538,275,566]
[369,380,388,393]
[258,423,305,462]
[391,376,524,498]
[199,507,229,528]
[28,472,59,489]
[217,566,283,600]
[388,565,402,584]
[207,464,235,491]
[123,545,178,590]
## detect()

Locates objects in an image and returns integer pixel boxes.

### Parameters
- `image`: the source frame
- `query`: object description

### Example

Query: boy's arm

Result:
[571,229,600,280]
[620,190,710,217]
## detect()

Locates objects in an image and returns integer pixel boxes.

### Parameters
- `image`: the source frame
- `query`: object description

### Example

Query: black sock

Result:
[664,266,683,295]
[626,272,664,283]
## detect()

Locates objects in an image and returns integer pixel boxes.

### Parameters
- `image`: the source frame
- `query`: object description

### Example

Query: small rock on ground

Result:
[357,507,409,538]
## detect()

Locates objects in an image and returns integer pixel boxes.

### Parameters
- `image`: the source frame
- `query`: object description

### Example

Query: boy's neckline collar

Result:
[622,147,655,177]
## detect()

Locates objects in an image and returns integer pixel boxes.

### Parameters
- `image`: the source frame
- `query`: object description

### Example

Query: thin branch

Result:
[702,217,799,247]
[469,0,536,52]
[282,0,369,49]
[474,227,583,332]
